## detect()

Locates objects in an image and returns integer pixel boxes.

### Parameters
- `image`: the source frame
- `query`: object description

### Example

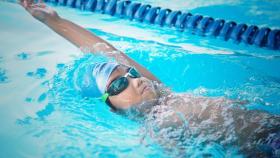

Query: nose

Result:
[129,77,143,88]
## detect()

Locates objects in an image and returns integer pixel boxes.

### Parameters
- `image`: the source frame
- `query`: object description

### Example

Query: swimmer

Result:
[20,1,280,157]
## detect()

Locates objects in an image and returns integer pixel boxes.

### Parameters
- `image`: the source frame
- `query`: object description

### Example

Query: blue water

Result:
[0,1,280,158]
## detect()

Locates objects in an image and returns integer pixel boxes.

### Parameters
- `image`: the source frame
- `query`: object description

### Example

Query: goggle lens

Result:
[106,67,141,96]
[107,76,129,96]
[128,67,141,78]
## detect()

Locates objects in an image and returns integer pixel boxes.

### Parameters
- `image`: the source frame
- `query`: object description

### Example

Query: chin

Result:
[142,89,158,102]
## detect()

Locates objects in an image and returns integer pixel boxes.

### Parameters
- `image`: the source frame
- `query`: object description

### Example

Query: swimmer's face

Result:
[106,65,158,110]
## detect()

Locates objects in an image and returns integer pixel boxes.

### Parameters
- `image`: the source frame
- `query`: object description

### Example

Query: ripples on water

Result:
[45,50,278,158]
[2,9,279,158]
[20,54,166,158]
[1,1,280,157]
[120,82,279,158]
[15,42,279,157]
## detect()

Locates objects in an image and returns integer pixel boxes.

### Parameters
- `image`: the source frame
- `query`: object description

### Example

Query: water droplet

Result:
[26,68,47,78]
[0,68,8,83]
[38,93,47,102]
[25,97,33,102]
[17,52,30,60]
[36,104,54,119]
[56,63,65,69]
[26,71,34,77]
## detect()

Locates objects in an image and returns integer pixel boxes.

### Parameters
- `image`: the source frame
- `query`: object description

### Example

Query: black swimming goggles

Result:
[102,67,141,102]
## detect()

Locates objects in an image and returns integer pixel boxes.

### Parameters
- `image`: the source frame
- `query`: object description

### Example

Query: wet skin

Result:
[105,65,158,110]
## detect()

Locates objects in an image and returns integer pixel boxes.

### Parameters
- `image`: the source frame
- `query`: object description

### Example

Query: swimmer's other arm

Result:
[20,0,160,83]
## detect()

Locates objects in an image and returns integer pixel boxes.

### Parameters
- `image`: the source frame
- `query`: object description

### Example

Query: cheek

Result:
[109,86,142,109]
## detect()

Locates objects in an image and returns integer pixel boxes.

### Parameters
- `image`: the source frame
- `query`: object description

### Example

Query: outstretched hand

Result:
[19,0,60,23]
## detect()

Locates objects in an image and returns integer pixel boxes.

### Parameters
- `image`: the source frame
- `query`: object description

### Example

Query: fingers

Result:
[24,3,41,13]
[30,3,46,8]
[20,0,46,11]
[27,0,34,5]
[19,0,26,6]
[19,0,24,6]
[24,0,29,9]
[19,0,42,9]
[19,0,31,9]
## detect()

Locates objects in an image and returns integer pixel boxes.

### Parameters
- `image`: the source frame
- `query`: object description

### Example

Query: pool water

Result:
[0,0,280,158]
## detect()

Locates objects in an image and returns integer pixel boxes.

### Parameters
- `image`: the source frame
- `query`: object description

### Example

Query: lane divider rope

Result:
[46,0,280,50]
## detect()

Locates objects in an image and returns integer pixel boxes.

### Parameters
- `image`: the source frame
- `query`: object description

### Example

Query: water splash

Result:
[0,68,9,83]
[26,68,47,79]
[139,91,280,157]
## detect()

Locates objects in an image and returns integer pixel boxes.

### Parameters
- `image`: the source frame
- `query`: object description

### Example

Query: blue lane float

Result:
[46,0,280,50]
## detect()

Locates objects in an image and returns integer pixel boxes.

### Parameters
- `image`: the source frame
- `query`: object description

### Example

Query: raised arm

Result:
[20,0,161,82]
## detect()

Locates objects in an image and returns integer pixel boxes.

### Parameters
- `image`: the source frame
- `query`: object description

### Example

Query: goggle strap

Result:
[101,93,109,102]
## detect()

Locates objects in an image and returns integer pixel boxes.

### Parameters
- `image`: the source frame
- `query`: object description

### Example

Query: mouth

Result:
[141,84,151,94]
